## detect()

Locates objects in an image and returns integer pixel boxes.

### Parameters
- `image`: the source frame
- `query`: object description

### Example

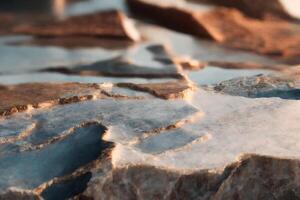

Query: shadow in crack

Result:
[0,122,113,192]
[41,172,92,200]
[255,89,300,100]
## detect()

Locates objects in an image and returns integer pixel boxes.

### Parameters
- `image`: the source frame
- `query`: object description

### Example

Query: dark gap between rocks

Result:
[255,89,300,100]
[41,172,92,200]
[0,122,113,192]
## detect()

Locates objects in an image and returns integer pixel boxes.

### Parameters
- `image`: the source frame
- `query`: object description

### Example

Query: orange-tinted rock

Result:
[127,0,215,40]
[0,83,102,117]
[127,0,300,63]
[13,10,140,41]
[116,81,192,99]
[200,8,300,58]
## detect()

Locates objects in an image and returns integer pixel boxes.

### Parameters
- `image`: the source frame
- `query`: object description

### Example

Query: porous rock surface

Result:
[213,75,300,99]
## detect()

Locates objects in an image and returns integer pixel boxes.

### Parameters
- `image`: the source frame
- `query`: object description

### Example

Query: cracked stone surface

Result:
[0,122,111,192]
[0,83,198,199]
[112,88,300,170]
[1,0,300,199]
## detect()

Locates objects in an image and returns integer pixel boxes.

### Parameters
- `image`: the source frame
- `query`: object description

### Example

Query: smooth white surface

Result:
[112,89,300,171]
[280,0,300,18]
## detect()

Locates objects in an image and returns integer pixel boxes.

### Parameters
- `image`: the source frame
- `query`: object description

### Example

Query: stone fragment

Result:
[116,81,192,99]
[13,10,140,41]
[213,75,300,99]
[127,0,215,40]
[200,8,300,58]
[0,83,103,117]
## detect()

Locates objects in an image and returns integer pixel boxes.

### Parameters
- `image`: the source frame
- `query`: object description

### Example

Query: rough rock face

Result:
[214,155,300,200]
[79,164,232,200]
[213,75,300,99]
[127,0,300,63]
[13,10,140,41]
[79,155,300,200]
[0,188,41,200]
